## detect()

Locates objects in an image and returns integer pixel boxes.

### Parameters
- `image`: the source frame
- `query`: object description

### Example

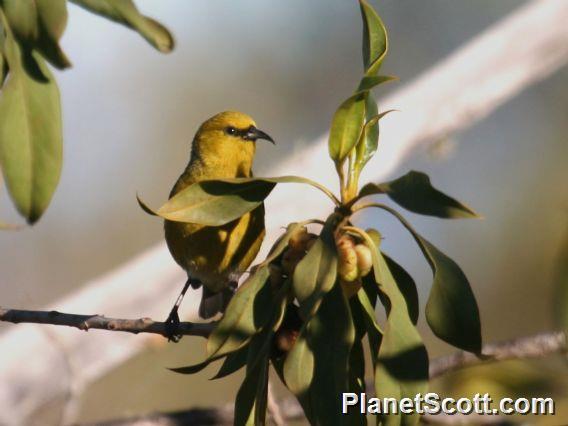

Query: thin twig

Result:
[0,308,214,339]
[429,330,567,379]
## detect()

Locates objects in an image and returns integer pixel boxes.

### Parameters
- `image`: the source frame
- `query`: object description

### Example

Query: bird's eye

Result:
[225,126,237,135]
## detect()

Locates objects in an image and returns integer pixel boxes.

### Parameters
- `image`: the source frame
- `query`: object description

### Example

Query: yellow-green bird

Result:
[164,111,274,332]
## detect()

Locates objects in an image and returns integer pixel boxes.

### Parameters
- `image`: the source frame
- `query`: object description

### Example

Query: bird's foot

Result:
[164,309,182,342]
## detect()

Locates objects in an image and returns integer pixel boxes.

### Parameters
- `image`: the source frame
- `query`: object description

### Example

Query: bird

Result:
[163,111,274,338]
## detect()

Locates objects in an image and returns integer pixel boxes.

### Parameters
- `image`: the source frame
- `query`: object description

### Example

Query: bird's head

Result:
[191,111,274,174]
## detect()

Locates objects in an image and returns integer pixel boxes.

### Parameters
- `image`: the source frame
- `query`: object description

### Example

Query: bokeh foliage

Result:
[0,0,173,224]
[139,1,483,424]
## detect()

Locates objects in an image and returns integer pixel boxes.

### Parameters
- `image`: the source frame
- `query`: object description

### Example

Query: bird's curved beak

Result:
[246,126,275,144]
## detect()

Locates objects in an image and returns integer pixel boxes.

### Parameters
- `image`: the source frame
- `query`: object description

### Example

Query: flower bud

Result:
[337,235,359,282]
[355,244,373,277]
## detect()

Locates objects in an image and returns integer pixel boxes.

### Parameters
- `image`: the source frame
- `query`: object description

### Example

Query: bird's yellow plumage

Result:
[164,111,274,321]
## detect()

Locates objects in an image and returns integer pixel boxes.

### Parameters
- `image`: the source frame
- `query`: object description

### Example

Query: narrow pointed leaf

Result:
[360,171,480,219]
[210,345,248,380]
[292,213,340,319]
[360,0,388,76]
[0,19,62,224]
[283,325,314,395]
[2,0,39,43]
[35,0,71,69]
[356,75,397,93]
[69,0,174,52]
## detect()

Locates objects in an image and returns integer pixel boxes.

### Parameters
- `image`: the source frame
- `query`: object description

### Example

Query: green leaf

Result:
[360,0,388,77]
[356,75,397,93]
[360,170,480,219]
[328,92,366,164]
[210,345,248,380]
[365,205,482,353]
[1,19,8,88]
[0,19,62,224]
[355,228,428,426]
[2,0,39,44]
[357,281,383,367]
[69,0,174,53]
[292,213,340,319]
[234,336,270,426]
[138,176,338,225]
[34,0,71,69]
[206,266,272,358]
[384,253,419,324]
[283,324,314,395]
[305,283,356,425]
[354,108,396,172]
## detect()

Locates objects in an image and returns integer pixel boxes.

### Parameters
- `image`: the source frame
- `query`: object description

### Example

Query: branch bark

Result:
[0,308,214,338]
[2,0,568,423]
[76,331,566,426]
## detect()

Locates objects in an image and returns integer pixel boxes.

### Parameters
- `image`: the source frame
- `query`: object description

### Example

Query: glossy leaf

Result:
[139,176,338,225]
[292,213,340,319]
[360,0,388,76]
[206,266,272,358]
[360,171,480,219]
[355,228,428,426]
[0,20,62,224]
[357,281,382,367]
[354,108,396,172]
[328,92,366,164]
[69,0,174,53]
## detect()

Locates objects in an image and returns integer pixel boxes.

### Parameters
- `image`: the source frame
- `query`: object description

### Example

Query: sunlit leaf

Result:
[0,19,62,224]
[69,0,174,53]
[354,108,396,172]
[292,213,340,319]
[34,0,71,69]
[360,170,480,219]
[360,0,388,76]
[356,75,397,93]
[138,176,338,225]
[328,93,366,164]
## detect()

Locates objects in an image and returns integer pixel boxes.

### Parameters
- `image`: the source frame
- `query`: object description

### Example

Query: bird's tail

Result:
[199,282,237,319]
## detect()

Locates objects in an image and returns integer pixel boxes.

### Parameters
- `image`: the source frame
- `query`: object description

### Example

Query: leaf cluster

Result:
[137,1,484,424]
[0,0,173,225]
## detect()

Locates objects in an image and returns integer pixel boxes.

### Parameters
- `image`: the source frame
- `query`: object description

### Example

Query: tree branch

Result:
[78,332,566,426]
[429,330,567,379]
[0,308,214,338]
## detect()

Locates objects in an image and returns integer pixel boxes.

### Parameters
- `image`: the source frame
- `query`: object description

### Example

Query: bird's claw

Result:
[165,309,182,342]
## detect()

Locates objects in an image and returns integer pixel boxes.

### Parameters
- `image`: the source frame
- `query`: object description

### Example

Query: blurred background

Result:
[0,0,566,424]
